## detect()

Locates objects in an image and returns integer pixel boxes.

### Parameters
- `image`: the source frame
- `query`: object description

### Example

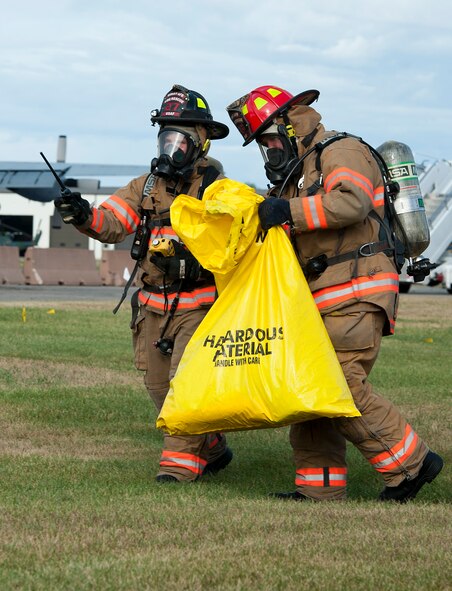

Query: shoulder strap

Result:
[142,173,157,213]
[197,165,221,200]
[293,132,407,273]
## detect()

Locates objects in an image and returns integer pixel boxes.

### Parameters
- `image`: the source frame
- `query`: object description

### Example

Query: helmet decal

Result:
[151,84,229,140]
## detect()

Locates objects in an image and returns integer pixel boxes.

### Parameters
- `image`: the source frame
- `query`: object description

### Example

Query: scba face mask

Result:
[257,124,299,185]
[151,128,201,180]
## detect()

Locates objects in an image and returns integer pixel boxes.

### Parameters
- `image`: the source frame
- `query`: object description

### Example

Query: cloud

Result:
[0,0,450,183]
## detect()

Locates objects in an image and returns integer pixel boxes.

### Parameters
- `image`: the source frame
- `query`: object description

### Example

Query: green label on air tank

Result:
[388,161,417,180]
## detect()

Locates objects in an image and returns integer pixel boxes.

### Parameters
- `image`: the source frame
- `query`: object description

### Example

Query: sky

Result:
[0,0,451,189]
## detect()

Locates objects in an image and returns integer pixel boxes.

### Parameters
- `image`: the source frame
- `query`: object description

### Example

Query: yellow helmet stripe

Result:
[254,97,268,110]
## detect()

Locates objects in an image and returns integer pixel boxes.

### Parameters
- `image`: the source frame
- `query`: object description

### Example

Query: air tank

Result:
[377,140,430,257]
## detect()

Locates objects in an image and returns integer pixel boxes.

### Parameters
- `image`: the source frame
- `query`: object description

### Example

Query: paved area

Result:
[0,285,126,303]
[0,283,448,304]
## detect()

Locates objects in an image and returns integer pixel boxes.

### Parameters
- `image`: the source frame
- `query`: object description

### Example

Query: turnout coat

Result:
[277,105,399,334]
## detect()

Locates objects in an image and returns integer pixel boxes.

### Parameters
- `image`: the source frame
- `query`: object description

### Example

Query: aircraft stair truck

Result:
[398,159,452,293]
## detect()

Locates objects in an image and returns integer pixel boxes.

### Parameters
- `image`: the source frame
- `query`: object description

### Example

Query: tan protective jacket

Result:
[79,158,223,313]
[274,105,399,333]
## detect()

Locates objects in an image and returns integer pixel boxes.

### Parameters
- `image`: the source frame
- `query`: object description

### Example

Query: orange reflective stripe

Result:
[313,272,399,309]
[329,468,347,487]
[150,226,178,241]
[102,194,140,234]
[208,434,221,449]
[373,186,385,207]
[160,450,207,475]
[324,166,374,201]
[295,466,347,487]
[138,286,216,311]
[301,195,328,230]
[149,226,178,248]
[389,317,396,335]
[90,208,104,233]
[369,424,418,473]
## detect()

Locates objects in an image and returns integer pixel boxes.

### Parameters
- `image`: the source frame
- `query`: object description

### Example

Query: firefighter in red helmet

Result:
[226,85,443,502]
[55,85,233,483]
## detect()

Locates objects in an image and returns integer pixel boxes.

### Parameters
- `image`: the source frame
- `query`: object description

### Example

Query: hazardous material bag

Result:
[169,178,265,294]
[157,212,360,435]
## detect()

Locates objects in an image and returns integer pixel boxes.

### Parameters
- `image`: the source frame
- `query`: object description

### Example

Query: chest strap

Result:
[303,240,392,277]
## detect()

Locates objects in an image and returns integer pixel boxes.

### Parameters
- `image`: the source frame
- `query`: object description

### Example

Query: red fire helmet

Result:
[226,85,319,145]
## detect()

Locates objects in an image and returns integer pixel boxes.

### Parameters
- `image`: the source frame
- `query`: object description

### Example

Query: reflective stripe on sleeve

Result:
[302,194,328,230]
[373,186,385,207]
[89,207,105,233]
[324,166,374,201]
[101,194,140,234]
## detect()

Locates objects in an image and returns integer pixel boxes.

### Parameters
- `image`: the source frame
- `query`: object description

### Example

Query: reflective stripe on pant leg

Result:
[290,418,347,500]
[295,467,347,487]
[158,433,210,481]
[328,310,428,486]
[142,308,213,481]
[203,432,228,464]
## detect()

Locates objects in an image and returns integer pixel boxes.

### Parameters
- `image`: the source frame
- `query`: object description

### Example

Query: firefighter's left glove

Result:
[258,197,292,231]
[150,240,202,281]
[54,192,92,226]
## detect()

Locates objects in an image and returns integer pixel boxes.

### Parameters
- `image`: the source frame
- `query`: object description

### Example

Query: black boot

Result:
[203,447,233,475]
[155,474,180,483]
[379,450,443,502]
[268,491,309,501]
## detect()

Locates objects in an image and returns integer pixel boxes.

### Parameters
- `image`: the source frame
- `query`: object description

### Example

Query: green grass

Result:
[0,298,451,590]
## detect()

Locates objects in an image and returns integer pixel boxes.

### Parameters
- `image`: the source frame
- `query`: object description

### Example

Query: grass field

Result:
[0,294,451,591]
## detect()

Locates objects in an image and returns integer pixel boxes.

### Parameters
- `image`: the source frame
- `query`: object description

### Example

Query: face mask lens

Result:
[158,130,193,168]
[258,135,287,169]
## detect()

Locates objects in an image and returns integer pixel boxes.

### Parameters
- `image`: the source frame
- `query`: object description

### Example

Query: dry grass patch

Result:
[0,357,141,391]
[0,419,149,460]
[397,293,452,328]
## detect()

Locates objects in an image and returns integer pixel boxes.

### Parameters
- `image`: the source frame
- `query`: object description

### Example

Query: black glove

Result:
[150,240,201,281]
[54,191,91,225]
[258,197,292,231]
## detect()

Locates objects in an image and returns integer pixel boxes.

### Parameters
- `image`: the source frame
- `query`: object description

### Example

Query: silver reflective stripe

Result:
[372,429,416,470]
[315,285,354,305]
[296,473,323,483]
[330,472,347,483]
[307,195,321,229]
[162,455,202,470]
[314,276,399,305]
[140,288,216,306]
[105,198,138,232]
[326,169,372,194]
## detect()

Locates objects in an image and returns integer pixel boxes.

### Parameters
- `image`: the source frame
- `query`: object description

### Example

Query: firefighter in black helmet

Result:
[55,85,233,483]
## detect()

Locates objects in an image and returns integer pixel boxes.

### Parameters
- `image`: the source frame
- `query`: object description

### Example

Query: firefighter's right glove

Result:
[150,240,201,281]
[258,197,292,231]
[54,192,92,226]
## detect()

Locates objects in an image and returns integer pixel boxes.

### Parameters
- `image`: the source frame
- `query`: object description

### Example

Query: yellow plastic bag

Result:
[170,178,264,294]
[157,225,360,436]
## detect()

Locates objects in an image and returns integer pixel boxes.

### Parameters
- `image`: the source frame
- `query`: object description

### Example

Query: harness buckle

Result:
[358,242,376,257]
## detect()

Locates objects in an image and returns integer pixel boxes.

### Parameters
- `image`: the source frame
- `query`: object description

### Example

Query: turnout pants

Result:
[290,305,428,500]
[132,304,228,481]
